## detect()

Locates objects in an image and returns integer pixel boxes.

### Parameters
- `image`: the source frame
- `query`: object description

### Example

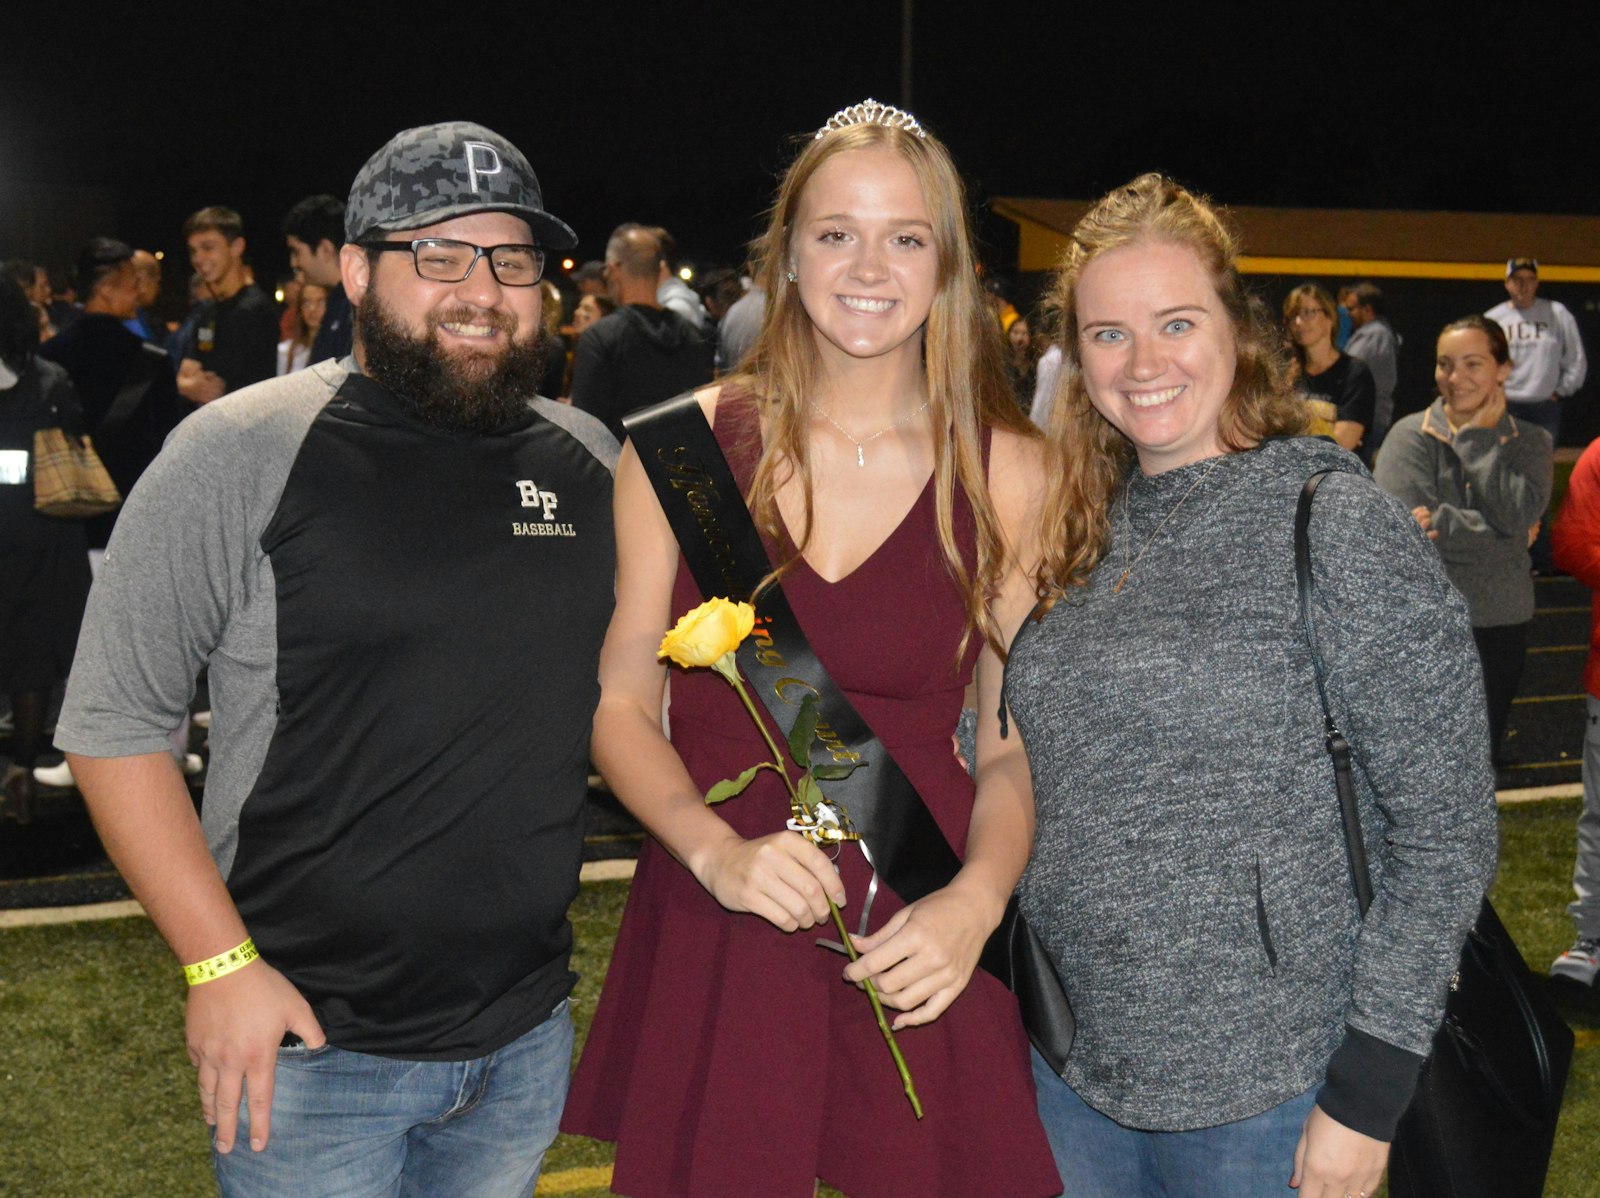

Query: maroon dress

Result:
[562,396,1059,1198]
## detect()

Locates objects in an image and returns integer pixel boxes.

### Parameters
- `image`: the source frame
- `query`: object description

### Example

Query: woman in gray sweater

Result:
[1010,174,1498,1198]
[1373,315,1552,766]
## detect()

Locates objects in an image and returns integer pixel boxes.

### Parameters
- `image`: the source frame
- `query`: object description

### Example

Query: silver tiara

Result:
[815,98,926,140]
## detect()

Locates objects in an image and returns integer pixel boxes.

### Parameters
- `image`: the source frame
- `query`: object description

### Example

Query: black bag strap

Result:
[624,392,967,908]
[1295,470,1375,914]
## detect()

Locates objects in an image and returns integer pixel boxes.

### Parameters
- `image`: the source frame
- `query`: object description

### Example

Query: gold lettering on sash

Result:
[751,613,784,668]
[657,446,744,597]
[774,677,862,765]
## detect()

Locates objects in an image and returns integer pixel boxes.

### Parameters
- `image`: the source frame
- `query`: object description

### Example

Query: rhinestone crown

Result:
[815,98,926,141]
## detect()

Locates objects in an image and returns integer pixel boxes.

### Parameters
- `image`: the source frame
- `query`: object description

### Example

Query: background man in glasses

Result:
[52,121,618,1196]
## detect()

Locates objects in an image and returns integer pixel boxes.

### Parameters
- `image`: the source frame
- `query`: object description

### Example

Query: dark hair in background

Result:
[0,273,41,372]
[1440,313,1511,365]
[282,194,347,251]
[183,205,245,241]
[3,259,40,292]
[1348,280,1384,314]
[697,266,743,311]
[75,237,135,303]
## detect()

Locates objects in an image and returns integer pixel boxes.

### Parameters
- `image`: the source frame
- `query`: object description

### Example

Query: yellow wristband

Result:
[183,938,260,986]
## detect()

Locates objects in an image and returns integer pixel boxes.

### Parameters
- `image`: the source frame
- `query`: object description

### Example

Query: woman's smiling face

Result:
[1075,239,1237,474]
[790,146,939,370]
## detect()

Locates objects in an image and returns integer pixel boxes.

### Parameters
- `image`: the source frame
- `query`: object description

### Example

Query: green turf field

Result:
[2,798,1596,1197]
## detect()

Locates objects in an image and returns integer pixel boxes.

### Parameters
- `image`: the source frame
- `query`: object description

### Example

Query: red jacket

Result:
[1553,438,1600,698]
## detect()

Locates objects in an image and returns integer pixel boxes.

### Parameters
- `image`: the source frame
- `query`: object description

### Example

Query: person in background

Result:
[1341,281,1399,454]
[651,225,709,329]
[0,273,91,824]
[1546,434,1600,986]
[1007,314,1036,412]
[1030,340,1063,431]
[715,280,764,376]
[571,260,607,298]
[570,292,614,336]
[568,223,713,440]
[275,282,327,376]
[1486,257,1588,447]
[536,278,567,398]
[1375,315,1552,768]
[4,261,57,338]
[696,266,744,328]
[33,238,195,790]
[563,293,615,397]
[1284,282,1374,455]
[282,194,353,364]
[1013,173,1496,1198]
[39,238,182,558]
[173,206,279,405]
[985,275,1020,334]
[124,250,165,343]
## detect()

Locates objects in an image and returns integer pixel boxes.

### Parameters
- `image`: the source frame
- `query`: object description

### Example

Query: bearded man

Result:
[52,122,618,1197]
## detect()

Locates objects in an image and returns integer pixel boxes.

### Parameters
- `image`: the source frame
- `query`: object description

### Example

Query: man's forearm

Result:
[69,751,248,963]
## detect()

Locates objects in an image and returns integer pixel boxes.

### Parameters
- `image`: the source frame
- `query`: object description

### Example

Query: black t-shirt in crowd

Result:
[195,283,279,394]
[1295,353,1376,436]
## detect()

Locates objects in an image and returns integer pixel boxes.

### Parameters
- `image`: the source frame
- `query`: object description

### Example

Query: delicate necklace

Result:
[809,397,932,466]
[1114,457,1224,595]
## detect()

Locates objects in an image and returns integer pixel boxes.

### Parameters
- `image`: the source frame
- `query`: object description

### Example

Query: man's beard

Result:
[357,292,545,434]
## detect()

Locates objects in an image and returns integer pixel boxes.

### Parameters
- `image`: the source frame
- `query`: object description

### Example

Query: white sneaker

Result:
[32,760,75,788]
[192,710,212,729]
[1550,938,1600,986]
[179,753,204,777]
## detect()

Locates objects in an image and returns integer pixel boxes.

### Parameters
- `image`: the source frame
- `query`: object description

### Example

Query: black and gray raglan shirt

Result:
[55,358,618,1060]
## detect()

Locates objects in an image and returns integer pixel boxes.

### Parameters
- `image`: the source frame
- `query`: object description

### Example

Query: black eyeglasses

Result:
[361,238,545,287]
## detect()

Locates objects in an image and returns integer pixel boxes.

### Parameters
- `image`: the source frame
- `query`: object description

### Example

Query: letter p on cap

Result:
[465,141,502,193]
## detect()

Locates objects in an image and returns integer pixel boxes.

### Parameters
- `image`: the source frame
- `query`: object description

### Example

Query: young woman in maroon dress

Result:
[561,102,1060,1198]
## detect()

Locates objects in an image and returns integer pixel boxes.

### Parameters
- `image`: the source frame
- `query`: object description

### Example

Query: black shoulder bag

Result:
[1296,471,1573,1198]
[625,393,1075,1072]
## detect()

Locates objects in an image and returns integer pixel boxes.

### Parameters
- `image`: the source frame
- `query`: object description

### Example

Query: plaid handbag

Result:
[33,426,120,517]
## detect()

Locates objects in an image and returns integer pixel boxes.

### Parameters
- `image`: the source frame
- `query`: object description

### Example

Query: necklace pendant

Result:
[1114,569,1130,595]
[856,446,865,467]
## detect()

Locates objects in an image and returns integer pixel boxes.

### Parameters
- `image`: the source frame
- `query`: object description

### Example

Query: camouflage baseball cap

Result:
[345,120,577,251]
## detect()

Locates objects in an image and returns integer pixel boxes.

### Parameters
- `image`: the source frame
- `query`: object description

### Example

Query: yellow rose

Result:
[658,598,756,670]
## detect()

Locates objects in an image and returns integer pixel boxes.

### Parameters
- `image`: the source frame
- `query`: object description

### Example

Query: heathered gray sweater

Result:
[1010,436,1498,1137]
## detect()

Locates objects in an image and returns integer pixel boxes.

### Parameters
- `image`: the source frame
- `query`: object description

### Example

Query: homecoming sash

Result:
[624,393,1075,1071]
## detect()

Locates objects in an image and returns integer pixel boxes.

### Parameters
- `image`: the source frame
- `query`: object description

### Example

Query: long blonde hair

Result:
[730,118,1033,657]
[1034,173,1305,605]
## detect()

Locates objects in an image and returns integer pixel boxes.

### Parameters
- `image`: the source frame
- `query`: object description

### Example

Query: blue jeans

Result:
[214,1000,572,1198]
[1031,1048,1317,1197]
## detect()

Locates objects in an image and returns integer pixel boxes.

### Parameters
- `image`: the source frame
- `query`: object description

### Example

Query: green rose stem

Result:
[711,653,924,1120]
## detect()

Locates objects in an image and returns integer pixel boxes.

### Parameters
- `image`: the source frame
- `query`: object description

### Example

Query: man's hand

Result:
[186,960,324,1153]
[177,358,226,405]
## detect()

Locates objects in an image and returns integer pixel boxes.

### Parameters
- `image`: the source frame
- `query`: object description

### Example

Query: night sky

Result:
[4,3,1598,294]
